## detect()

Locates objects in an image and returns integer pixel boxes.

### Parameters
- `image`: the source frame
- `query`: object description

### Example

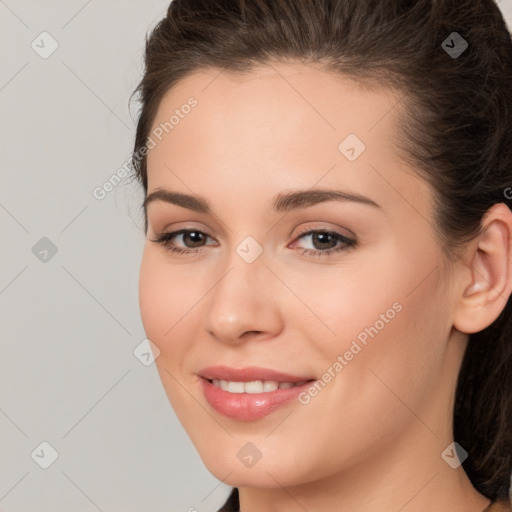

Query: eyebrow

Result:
[143,187,382,214]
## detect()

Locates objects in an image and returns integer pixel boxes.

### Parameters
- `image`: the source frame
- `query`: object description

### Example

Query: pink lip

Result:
[197,366,317,421]
[197,365,315,382]
[200,378,315,421]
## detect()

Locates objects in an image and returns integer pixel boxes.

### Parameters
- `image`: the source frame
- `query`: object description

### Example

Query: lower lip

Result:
[200,378,316,421]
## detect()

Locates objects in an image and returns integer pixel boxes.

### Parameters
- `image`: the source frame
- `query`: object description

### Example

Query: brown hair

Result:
[130,0,512,507]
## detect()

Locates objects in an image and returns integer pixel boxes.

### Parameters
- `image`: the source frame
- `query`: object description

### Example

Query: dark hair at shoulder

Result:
[130,0,512,505]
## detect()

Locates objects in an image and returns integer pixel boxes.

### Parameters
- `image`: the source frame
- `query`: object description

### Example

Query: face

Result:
[138,61,461,488]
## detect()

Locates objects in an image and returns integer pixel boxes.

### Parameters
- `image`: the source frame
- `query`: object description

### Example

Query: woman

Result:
[131,0,512,510]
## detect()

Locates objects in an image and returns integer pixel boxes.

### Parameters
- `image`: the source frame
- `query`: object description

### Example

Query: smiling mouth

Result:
[204,378,315,393]
[200,373,318,421]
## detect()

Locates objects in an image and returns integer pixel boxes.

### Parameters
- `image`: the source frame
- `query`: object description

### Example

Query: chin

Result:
[197,447,311,489]
[207,465,298,489]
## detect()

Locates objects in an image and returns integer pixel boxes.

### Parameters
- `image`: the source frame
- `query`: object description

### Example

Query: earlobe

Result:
[453,203,512,334]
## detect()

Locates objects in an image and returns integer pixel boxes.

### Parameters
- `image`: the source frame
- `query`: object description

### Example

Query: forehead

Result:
[149,60,401,143]
[146,61,431,223]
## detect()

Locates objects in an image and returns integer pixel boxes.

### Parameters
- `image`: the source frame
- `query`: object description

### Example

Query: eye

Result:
[150,229,216,255]
[150,228,357,257]
[291,229,356,257]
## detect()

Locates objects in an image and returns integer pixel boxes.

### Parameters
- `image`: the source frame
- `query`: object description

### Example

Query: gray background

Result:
[1,1,512,511]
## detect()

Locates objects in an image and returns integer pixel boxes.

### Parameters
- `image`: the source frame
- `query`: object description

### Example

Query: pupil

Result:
[313,232,335,249]
[186,231,204,247]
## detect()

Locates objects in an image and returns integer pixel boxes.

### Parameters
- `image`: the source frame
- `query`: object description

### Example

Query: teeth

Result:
[263,380,279,392]
[211,379,305,393]
[227,381,245,393]
[245,380,263,393]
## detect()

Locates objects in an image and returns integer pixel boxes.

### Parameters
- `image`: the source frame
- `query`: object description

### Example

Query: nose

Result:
[203,252,284,345]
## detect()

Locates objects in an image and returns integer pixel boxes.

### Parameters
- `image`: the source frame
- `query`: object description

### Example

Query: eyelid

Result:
[148,213,227,240]
[292,222,355,239]
[149,221,214,238]
[151,222,354,245]
[151,223,357,261]
[289,227,356,252]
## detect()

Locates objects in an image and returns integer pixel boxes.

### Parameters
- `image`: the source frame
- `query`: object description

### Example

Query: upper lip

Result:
[198,365,316,383]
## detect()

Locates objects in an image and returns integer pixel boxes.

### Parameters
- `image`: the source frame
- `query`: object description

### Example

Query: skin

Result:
[138,61,512,512]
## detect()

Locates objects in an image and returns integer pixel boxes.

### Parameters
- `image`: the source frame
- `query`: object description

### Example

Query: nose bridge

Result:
[215,233,268,297]
[211,242,265,315]
[203,238,281,342]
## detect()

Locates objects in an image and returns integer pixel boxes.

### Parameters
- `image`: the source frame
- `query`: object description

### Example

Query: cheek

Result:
[286,261,401,358]
[138,252,193,408]
[138,248,208,368]
[138,249,183,342]
[138,255,163,338]
[295,280,447,472]
[311,252,448,408]
[337,272,448,416]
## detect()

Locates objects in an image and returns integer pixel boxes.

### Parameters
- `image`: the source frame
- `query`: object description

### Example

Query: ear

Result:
[453,203,512,334]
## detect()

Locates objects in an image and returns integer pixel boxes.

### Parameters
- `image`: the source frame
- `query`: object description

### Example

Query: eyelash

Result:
[150,228,356,258]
